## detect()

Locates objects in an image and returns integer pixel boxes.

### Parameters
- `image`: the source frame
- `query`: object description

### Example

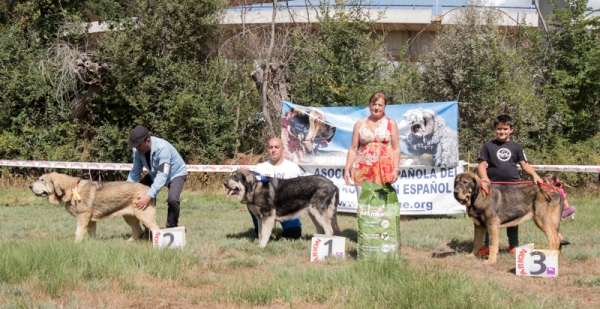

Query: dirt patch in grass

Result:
[402,246,600,308]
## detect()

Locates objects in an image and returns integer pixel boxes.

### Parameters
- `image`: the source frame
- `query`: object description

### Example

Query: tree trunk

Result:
[251,63,289,138]
[249,0,289,139]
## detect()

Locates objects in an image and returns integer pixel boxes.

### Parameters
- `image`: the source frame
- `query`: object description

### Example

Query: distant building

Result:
[221,1,539,60]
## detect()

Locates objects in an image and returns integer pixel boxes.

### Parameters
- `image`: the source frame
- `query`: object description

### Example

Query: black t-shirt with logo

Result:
[478,140,527,182]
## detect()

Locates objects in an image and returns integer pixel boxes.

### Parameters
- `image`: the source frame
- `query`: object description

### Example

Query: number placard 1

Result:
[310,234,345,261]
[515,243,559,277]
[152,227,186,249]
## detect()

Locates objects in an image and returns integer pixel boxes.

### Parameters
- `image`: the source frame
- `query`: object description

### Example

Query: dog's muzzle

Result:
[453,192,469,205]
[223,182,239,197]
[29,184,48,197]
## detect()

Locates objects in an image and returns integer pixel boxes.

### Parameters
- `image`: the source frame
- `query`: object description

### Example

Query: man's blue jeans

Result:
[249,210,302,239]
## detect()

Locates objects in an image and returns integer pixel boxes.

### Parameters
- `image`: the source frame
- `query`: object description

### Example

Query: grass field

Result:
[0,187,599,308]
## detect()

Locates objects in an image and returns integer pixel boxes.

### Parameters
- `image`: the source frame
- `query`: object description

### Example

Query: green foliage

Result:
[1,0,599,174]
[87,0,264,163]
[419,6,546,160]
[543,0,600,141]
[1,0,264,166]
[536,135,600,186]
[288,0,412,107]
[0,23,84,161]
[1,0,87,45]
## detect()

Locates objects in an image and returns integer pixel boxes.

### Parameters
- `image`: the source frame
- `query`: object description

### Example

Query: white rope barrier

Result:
[0,159,255,172]
[465,163,600,173]
[1,159,599,173]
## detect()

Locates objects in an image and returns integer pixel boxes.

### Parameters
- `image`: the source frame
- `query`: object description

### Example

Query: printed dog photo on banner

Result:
[399,108,459,167]
[281,107,337,164]
[280,101,460,168]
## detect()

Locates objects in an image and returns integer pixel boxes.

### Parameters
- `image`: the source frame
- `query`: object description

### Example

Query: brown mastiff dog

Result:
[30,172,160,243]
[453,171,563,264]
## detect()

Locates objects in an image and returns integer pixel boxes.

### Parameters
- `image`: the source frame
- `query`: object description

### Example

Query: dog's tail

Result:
[331,188,343,236]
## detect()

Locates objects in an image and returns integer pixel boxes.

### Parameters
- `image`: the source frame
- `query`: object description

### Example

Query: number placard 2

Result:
[310,234,345,261]
[152,227,186,249]
[515,243,559,277]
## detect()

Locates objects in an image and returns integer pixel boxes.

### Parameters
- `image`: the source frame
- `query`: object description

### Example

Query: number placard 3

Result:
[515,243,559,277]
[310,234,345,261]
[152,227,186,249]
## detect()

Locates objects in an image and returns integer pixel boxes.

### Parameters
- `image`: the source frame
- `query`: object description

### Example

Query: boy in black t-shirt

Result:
[476,115,542,257]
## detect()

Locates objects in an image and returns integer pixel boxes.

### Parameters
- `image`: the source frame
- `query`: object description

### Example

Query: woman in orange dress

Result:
[344,92,401,193]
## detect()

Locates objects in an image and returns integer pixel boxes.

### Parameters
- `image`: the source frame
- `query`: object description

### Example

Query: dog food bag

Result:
[357,181,400,260]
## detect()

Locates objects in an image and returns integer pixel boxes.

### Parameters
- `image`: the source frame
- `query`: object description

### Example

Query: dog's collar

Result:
[71,178,83,202]
[255,174,270,183]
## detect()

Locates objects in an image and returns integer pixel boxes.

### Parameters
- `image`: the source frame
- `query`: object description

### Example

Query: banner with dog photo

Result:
[281,101,459,167]
[282,101,465,215]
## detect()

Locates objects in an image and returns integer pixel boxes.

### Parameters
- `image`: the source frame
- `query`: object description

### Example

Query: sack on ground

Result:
[357,181,400,260]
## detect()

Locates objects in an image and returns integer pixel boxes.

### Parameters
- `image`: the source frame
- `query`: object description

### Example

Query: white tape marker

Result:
[0,160,255,172]
[1,160,600,173]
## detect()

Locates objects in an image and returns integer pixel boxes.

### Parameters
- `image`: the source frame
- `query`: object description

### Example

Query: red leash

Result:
[481,181,558,194]
[489,181,533,185]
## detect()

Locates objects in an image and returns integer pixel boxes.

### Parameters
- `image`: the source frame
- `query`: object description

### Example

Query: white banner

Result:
[302,163,466,215]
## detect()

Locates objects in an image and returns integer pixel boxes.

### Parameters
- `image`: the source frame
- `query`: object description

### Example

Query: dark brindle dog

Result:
[453,171,563,264]
[224,169,342,247]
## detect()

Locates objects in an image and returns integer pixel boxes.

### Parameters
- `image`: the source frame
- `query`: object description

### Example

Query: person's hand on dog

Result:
[135,194,152,210]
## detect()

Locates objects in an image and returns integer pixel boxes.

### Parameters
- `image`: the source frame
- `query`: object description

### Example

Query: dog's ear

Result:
[243,180,253,203]
[51,173,74,202]
[51,173,64,197]
[240,171,254,204]
[44,174,60,205]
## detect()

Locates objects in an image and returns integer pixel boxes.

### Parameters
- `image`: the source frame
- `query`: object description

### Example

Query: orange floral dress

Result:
[352,116,395,185]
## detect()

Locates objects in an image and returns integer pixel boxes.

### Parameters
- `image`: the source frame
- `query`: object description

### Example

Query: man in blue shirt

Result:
[127,126,188,228]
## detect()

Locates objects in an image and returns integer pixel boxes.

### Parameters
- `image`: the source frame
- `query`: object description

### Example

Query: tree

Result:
[93,0,262,163]
[419,5,545,159]
[543,0,600,141]
[0,1,88,161]
[288,0,392,107]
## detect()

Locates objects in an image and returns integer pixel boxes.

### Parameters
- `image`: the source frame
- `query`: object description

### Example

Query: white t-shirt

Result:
[254,160,303,179]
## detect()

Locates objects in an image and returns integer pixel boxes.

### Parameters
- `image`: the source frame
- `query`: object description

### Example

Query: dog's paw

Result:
[483,259,496,265]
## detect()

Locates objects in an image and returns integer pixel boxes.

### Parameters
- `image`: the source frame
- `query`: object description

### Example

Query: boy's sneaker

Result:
[507,246,516,254]
[476,246,489,257]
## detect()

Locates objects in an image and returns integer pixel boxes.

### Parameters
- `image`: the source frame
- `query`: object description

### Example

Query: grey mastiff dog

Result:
[224,169,342,247]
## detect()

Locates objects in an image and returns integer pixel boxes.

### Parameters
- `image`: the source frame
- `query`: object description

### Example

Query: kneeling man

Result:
[250,137,304,239]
